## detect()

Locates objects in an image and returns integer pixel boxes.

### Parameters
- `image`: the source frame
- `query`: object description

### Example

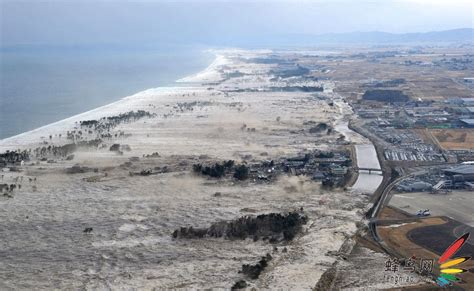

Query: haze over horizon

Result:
[1,0,473,48]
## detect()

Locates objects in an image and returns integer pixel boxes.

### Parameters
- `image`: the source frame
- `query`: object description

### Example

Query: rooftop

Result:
[460,119,474,125]
[444,164,474,175]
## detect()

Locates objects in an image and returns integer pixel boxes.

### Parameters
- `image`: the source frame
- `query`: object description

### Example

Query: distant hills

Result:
[2,28,472,51]
[212,28,474,48]
[252,28,474,47]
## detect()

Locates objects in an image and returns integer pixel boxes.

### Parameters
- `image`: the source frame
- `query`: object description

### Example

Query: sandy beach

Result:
[0,49,391,290]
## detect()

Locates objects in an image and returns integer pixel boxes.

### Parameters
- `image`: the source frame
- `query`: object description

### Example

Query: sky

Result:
[1,0,473,48]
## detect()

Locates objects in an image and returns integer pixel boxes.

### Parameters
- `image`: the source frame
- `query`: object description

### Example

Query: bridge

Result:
[356,167,383,174]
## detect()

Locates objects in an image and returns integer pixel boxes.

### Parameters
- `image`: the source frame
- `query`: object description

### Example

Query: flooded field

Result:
[0,50,376,289]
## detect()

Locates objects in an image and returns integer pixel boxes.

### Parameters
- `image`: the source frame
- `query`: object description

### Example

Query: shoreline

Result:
[0,50,218,143]
[176,54,228,83]
[1,49,386,289]
[0,52,220,147]
[1,49,384,194]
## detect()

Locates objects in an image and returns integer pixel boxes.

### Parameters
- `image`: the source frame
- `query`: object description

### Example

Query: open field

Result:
[430,129,474,150]
[310,48,474,101]
[378,217,474,288]
[407,217,474,257]
[378,217,448,260]
[378,205,412,220]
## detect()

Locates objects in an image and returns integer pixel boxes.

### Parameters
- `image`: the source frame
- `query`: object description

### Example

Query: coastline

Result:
[1,48,384,196]
[1,49,384,289]
[176,54,228,83]
[0,52,220,149]
[0,87,202,147]
[0,48,215,141]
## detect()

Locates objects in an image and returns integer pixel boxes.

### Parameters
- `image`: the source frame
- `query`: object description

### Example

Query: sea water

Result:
[0,46,213,139]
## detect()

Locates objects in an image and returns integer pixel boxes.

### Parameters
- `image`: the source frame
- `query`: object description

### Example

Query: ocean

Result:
[0,46,213,139]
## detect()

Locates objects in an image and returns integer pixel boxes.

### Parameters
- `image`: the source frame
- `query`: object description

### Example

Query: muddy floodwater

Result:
[0,50,374,289]
[352,144,383,194]
[332,100,383,194]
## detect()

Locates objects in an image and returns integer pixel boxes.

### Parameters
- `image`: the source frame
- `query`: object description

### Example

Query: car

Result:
[416,209,431,216]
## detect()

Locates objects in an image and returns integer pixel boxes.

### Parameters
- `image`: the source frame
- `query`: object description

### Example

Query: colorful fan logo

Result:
[436,232,470,287]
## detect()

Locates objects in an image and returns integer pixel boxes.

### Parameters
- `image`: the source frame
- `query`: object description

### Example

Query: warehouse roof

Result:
[460,119,474,125]
[444,164,474,175]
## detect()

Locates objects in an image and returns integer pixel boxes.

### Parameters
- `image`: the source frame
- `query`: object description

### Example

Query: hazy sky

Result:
[1,0,473,47]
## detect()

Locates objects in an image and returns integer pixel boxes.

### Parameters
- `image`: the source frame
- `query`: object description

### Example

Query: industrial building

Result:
[397,181,432,192]
[443,164,474,181]
[460,119,474,128]
[461,98,474,106]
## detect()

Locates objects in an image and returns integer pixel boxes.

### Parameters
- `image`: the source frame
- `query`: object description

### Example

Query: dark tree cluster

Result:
[34,139,102,159]
[172,211,307,242]
[109,144,121,152]
[79,120,99,127]
[240,253,273,279]
[65,164,98,174]
[173,101,212,113]
[364,78,405,88]
[322,178,335,188]
[79,110,155,133]
[0,183,21,196]
[308,122,329,133]
[315,151,335,159]
[233,164,249,180]
[104,110,154,123]
[193,160,243,179]
[270,64,310,78]
[0,150,30,165]
[269,86,324,92]
[231,280,248,290]
[362,89,409,103]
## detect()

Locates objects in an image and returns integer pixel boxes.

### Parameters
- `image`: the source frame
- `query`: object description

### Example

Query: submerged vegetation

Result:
[240,253,273,279]
[79,110,155,133]
[172,211,308,242]
[34,139,102,159]
[193,160,250,180]
[0,150,30,165]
